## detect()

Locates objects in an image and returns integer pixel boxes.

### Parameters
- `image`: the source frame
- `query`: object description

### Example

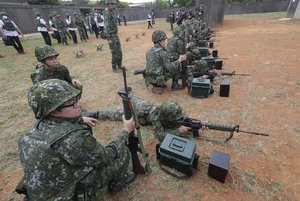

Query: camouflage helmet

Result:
[28,79,81,119]
[105,0,117,4]
[172,27,181,36]
[160,100,186,122]
[35,44,59,62]
[185,51,193,60]
[152,30,167,43]
[192,49,200,57]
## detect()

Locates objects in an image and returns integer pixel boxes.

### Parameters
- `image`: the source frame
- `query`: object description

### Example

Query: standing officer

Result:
[104,0,123,72]
[18,79,136,200]
[0,12,25,54]
[145,30,186,90]
[35,12,52,46]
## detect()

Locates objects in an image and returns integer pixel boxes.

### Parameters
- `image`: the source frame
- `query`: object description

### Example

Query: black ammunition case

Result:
[201,56,214,69]
[190,78,211,99]
[198,47,209,57]
[158,134,199,175]
[212,49,218,58]
[198,40,207,47]
[214,58,223,70]
[208,150,230,183]
[219,80,230,97]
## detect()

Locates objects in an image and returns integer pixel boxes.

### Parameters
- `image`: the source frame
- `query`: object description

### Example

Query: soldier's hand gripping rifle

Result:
[175,117,269,143]
[118,67,152,175]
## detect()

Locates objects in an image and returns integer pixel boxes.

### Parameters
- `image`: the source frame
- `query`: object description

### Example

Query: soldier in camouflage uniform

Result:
[31,45,82,93]
[55,14,69,45]
[90,97,191,142]
[18,79,136,200]
[145,30,186,90]
[74,12,88,42]
[104,0,123,72]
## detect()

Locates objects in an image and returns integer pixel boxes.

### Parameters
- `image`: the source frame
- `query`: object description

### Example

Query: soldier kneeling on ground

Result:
[145,30,187,90]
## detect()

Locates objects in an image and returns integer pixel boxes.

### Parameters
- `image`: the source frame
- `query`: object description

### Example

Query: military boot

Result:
[108,171,136,195]
[171,80,184,90]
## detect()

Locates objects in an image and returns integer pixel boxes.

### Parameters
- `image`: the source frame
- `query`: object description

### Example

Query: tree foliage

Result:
[154,0,195,8]
[28,0,60,5]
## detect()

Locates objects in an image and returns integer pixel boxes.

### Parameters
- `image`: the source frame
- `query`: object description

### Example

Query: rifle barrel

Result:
[238,130,269,136]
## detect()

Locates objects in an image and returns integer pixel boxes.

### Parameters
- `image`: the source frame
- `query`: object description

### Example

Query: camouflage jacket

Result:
[31,64,73,85]
[103,9,118,40]
[18,117,128,200]
[167,36,185,61]
[145,44,181,84]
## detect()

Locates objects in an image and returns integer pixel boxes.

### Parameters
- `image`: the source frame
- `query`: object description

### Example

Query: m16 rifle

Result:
[194,70,250,82]
[174,117,269,143]
[118,67,151,175]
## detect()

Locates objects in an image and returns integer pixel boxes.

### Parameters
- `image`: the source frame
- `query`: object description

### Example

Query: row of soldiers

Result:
[141,16,215,92]
[47,11,89,45]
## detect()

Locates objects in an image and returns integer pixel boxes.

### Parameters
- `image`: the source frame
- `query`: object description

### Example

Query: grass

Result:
[226,12,286,19]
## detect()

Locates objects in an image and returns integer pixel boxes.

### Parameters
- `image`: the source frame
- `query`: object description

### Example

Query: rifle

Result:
[175,117,269,143]
[194,70,250,82]
[118,67,151,175]
[133,68,146,76]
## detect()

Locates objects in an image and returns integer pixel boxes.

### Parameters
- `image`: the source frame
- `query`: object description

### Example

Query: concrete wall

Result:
[196,0,226,26]
[286,0,300,17]
[225,0,290,15]
[293,0,300,18]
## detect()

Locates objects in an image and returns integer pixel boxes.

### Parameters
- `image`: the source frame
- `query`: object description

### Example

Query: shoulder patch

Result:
[82,135,97,151]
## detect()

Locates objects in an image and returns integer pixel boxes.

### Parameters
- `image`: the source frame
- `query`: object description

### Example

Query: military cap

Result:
[160,100,186,122]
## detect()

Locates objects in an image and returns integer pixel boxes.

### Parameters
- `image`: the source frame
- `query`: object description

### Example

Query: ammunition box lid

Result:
[192,78,211,88]
[201,56,214,61]
[159,134,196,164]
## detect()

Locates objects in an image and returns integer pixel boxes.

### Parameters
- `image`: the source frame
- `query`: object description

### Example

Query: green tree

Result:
[155,0,171,8]
[171,0,195,7]
[28,0,60,5]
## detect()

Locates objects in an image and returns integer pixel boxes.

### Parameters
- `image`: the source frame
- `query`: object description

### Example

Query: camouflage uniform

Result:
[31,64,73,84]
[91,97,188,142]
[167,27,185,61]
[74,13,88,42]
[19,79,131,200]
[145,30,181,87]
[32,45,73,84]
[104,0,123,71]
[55,15,69,45]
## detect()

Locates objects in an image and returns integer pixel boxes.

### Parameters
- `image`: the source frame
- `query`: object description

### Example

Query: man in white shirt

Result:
[96,11,105,33]
[35,12,52,46]
[65,13,78,44]
[48,13,61,44]
[0,12,25,54]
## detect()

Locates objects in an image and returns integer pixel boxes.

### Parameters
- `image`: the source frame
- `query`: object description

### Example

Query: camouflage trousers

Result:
[78,27,87,41]
[75,146,130,200]
[58,29,69,45]
[146,68,181,86]
[108,34,122,68]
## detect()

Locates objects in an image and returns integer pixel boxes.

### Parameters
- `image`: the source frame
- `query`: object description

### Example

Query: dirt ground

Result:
[0,12,299,201]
